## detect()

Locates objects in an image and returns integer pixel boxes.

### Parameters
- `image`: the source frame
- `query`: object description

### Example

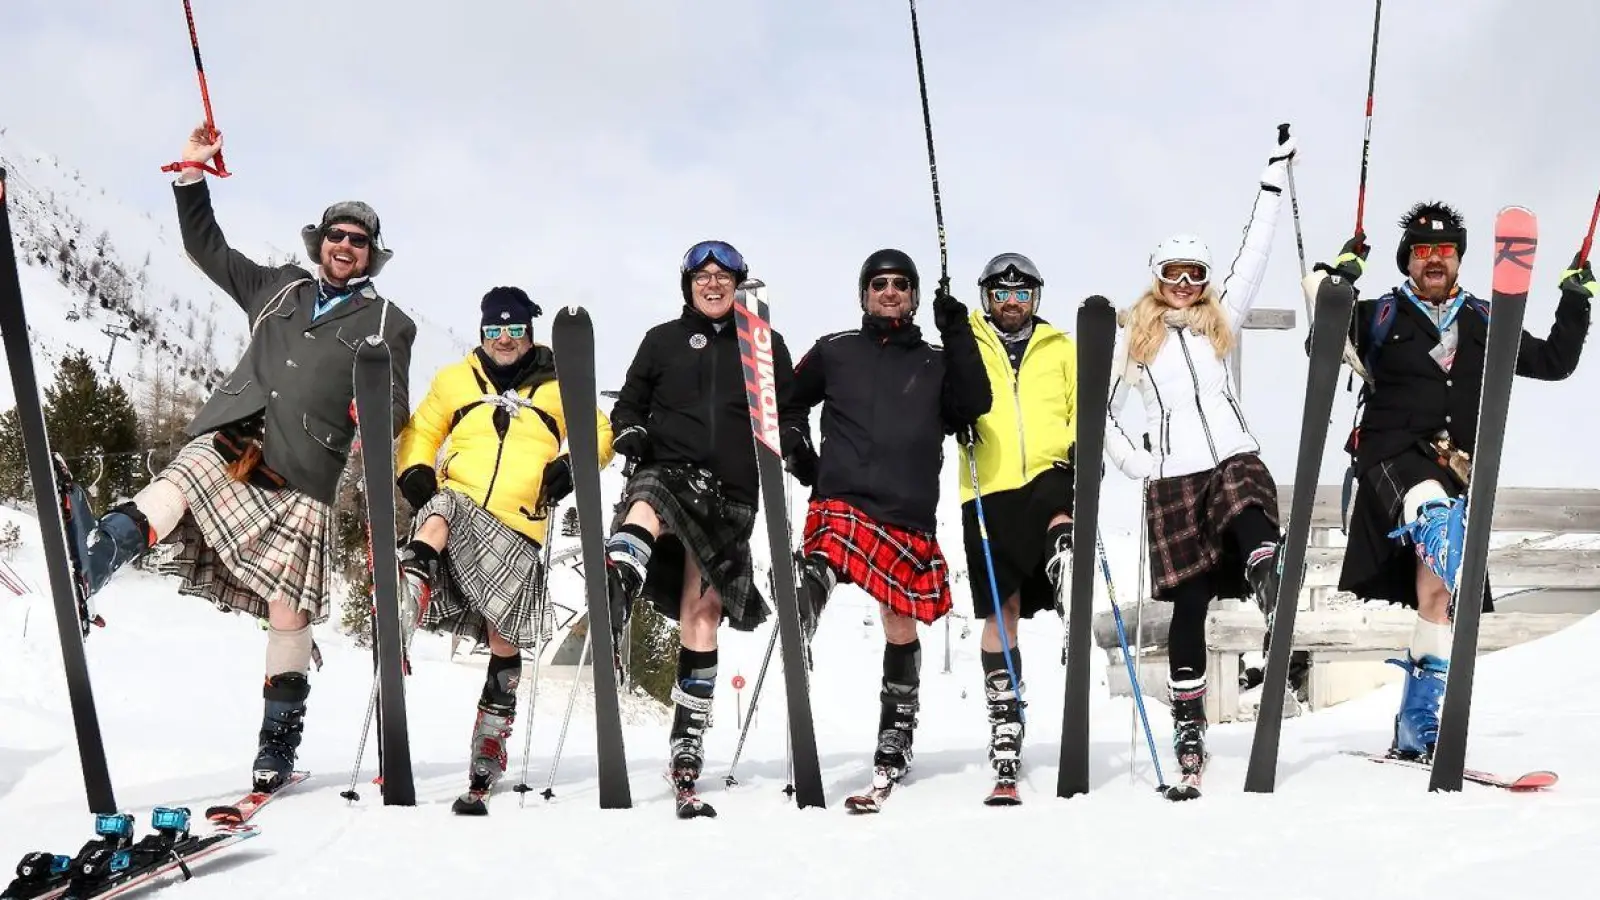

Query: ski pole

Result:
[541,628,593,800]
[1352,0,1384,237]
[1096,526,1167,795]
[1130,479,1150,782]
[724,613,780,786]
[963,439,1024,724]
[161,0,230,178]
[1279,123,1310,312]
[514,508,559,806]
[906,0,950,292]
[1578,189,1600,266]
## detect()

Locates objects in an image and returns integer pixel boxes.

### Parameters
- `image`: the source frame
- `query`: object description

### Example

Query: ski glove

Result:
[538,455,573,508]
[783,430,819,488]
[1560,257,1597,299]
[932,285,968,334]
[610,425,650,462]
[1259,129,1298,190]
[397,463,437,511]
[1315,232,1369,283]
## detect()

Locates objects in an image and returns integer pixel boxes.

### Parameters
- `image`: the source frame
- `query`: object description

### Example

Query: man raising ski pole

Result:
[1328,202,1593,761]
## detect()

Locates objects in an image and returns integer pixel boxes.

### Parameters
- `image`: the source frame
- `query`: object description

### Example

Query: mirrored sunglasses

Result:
[482,324,529,341]
[1411,242,1458,260]
[989,288,1033,304]
[870,276,911,292]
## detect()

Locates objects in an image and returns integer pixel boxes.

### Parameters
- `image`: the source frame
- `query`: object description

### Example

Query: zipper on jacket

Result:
[1176,330,1221,466]
[707,328,718,460]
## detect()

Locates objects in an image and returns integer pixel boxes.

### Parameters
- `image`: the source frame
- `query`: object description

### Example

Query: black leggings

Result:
[1166,505,1278,680]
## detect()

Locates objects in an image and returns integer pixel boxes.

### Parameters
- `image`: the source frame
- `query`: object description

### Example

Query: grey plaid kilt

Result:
[1145,451,1279,599]
[611,463,766,632]
[155,435,334,622]
[412,488,547,650]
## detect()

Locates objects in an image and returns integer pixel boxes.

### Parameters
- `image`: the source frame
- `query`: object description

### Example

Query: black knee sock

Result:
[677,647,717,700]
[881,640,921,698]
[1226,505,1279,566]
[606,522,655,568]
[1167,578,1212,681]
[981,648,1023,685]
[481,651,522,712]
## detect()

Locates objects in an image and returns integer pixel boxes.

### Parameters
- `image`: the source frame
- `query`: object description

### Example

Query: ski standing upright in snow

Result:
[1057,295,1117,799]
[733,281,826,811]
[1243,272,1357,793]
[551,305,633,811]
[0,169,118,817]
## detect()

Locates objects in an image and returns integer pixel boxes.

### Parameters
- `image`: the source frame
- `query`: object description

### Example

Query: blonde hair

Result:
[1121,279,1235,365]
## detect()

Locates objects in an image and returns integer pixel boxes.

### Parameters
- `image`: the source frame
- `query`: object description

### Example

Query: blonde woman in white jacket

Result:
[1104,128,1297,796]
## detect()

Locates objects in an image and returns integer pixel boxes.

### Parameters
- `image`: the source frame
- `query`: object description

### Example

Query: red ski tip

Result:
[1492,206,1538,296]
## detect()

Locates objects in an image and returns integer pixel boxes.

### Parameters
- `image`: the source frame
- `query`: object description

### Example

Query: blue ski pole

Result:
[1095,528,1168,794]
[964,440,1024,723]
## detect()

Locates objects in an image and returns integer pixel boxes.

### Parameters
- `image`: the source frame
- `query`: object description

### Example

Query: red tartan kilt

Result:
[800,499,952,624]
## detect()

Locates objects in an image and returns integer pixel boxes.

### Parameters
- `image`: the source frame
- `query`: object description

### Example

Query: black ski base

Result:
[451,791,490,816]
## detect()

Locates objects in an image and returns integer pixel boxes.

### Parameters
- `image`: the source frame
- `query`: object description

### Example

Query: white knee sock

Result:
[131,478,188,541]
[265,624,314,677]
[1408,616,1452,664]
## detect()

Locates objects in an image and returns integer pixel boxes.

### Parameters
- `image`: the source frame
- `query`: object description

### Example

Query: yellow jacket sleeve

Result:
[395,368,455,472]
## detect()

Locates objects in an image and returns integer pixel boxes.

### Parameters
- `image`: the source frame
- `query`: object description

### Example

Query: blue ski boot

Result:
[1386,654,1449,760]
[253,672,310,792]
[1389,497,1468,595]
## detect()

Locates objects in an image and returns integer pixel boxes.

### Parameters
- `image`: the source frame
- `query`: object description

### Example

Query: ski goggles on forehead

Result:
[1410,242,1458,260]
[482,324,529,340]
[681,240,746,275]
[1156,262,1210,286]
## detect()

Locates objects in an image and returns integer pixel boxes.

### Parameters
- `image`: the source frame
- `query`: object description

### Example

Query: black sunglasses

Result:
[325,227,371,249]
[869,276,911,292]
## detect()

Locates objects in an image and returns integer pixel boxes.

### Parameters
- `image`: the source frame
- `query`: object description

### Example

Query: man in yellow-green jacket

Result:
[956,252,1077,796]
[391,286,613,810]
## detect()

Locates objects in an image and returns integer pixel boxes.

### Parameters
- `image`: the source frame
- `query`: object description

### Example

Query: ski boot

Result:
[396,541,436,651]
[1045,524,1072,665]
[1385,653,1449,761]
[667,678,716,818]
[1245,541,1311,697]
[79,500,155,596]
[983,669,1026,805]
[1389,497,1468,599]
[604,555,643,675]
[873,685,919,780]
[1168,675,1208,799]
[795,554,836,670]
[252,672,309,793]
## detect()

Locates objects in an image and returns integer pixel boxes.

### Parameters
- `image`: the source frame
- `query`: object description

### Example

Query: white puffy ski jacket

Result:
[1104,164,1286,481]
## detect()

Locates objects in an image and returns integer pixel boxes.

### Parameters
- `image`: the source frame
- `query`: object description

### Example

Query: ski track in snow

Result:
[0,503,1593,900]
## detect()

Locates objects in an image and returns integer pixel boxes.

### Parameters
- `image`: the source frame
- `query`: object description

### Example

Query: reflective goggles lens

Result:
[989,288,1033,304]
[1156,262,1209,286]
[681,240,746,276]
[482,324,529,340]
[1411,242,1458,260]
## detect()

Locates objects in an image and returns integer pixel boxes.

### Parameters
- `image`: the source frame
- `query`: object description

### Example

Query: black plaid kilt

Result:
[412,488,549,650]
[961,462,1075,620]
[1337,445,1493,612]
[610,463,766,632]
[1145,452,1279,600]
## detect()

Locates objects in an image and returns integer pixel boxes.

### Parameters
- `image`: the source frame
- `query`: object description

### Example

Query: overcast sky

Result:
[5,0,1599,538]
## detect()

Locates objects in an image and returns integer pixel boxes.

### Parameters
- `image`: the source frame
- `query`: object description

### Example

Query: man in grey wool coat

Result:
[66,122,418,794]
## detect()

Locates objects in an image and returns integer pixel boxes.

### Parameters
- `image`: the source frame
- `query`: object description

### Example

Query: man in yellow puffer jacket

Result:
[390,286,613,806]
[955,253,1077,792]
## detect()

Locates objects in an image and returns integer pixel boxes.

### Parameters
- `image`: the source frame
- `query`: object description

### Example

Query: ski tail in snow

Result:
[352,337,415,806]
[551,305,632,810]
[1429,206,1537,792]
[1058,295,1116,798]
[204,770,309,827]
[732,280,825,810]
[0,168,118,817]
[1243,272,1357,794]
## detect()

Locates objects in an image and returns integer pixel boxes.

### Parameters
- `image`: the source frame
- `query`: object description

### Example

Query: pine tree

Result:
[0,407,27,502]
[43,349,142,514]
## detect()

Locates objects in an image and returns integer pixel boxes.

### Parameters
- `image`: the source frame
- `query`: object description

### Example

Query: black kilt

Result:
[1145,452,1279,600]
[610,462,767,632]
[1337,445,1493,612]
[961,462,1075,620]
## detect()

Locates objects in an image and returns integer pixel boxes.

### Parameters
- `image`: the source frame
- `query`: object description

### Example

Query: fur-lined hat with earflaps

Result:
[300,200,394,277]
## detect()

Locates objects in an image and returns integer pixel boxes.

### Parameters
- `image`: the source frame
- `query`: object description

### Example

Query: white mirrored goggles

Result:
[1153,261,1210,287]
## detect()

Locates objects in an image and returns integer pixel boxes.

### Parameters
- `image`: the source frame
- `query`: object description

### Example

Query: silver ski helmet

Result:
[977,252,1044,314]
[679,239,749,301]
[857,248,920,312]
[301,200,393,277]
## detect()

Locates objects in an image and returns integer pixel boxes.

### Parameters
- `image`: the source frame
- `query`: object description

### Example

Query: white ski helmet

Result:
[977,252,1044,313]
[1148,234,1212,285]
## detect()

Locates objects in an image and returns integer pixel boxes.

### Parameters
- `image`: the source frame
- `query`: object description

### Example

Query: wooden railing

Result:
[1090,485,1600,724]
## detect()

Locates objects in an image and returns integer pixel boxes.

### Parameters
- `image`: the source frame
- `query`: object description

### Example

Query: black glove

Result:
[1314,231,1369,283]
[397,463,436,510]
[611,425,650,462]
[537,455,573,507]
[783,432,819,487]
[932,283,967,334]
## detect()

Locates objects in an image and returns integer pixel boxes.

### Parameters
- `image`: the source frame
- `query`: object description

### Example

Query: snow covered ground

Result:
[0,499,1593,900]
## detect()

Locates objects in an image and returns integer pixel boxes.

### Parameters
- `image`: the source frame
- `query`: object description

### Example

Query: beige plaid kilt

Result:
[154,435,334,622]
[412,488,548,650]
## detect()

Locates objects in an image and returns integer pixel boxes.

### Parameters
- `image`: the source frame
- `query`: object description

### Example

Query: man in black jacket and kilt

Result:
[1328,201,1592,761]
[602,240,810,802]
[68,124,417,793]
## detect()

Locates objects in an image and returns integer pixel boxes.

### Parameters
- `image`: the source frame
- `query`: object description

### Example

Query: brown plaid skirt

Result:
[155,435,334,622]
[611,462,766,632]
[413,488,550,650]
[1146,452,1279,599]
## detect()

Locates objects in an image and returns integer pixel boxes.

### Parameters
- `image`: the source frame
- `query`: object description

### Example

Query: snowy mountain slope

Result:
[0,496,1593,899]
[0,128,475,415]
